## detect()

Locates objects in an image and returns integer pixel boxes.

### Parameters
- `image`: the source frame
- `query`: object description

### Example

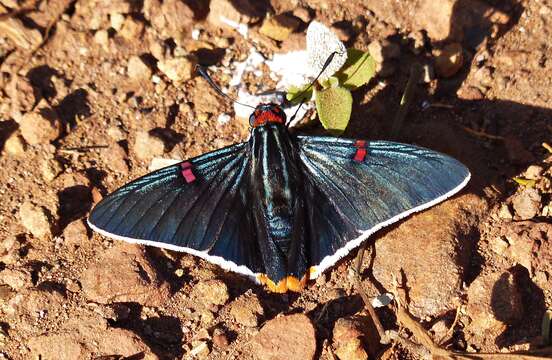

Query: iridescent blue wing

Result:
[88,142,263,278]
[296,136,470,276]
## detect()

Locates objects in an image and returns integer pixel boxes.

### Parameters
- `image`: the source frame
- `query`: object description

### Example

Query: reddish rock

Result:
[3,132,27,156]
[18,100,62,145]
[501,222,552,284]
[292,7,312,23]
[80,243,171,306]
[157,56,195,83]
[13,76,38,114]
[259,14,301,41]
[104,142,129,174]
[251,313,316,360]
[119,16,145,40]
[191,279,229,306]
[533,225,552,289]
[0,16,42,50]
[208,0,264,29]
[212,328,230,348]
[435,43,464,78]
[0,235,19,265]
[372,193,487,318]
[0,268,32,290]
[19,201,53,239]
[524,165,543,180]
[511,188,541,220]
[41,158,63,182]
[28,311,158,359]
[4,287,65,320]
[62,220,89,250]
[143,0,194,43]
[365,0,509,43]
[28,333,86,359]
[0,284,15,302]
[333,318,369,360]
[127,55,152,80]
[230,292,264,327]
[502,224,534,273]
[133,130,165,161]
[23,289,65,317]
[466,269,524,341]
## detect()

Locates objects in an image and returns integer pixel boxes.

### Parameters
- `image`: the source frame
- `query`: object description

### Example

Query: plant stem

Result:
[391,63,423,137]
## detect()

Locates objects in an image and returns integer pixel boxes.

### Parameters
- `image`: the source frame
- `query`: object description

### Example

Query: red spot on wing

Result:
[353,140,367,162]
[180,162,196,183]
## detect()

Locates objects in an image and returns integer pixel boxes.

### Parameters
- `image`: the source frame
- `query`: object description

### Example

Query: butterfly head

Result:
[249,103,287,128]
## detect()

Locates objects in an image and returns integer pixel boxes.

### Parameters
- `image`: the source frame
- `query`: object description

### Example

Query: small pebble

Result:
[293,7,312,23]
[259,14,301,41]
[120,17,144,40]
[490,236,509,255]
[110,13,125,31]
[41,159,63,182]
[421,63,435,83]
[435,43,464,78]
[94,30,109,50]
[157,57,195,83]
[251,314,316,360]
[524,165,543,180]
[19,100,62,145]
[19,201,52,239]
[474,66,493,87]
[191,279,229,306]
[212,328,230,348]
[512,188,541,220]
[133,131,165,161]
[498,204,513,220]
[127,56,152,80]
[3,133,26,156]
[230,293,264,327]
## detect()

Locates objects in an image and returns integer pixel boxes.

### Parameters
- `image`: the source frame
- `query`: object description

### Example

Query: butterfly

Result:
[87,101,470,293]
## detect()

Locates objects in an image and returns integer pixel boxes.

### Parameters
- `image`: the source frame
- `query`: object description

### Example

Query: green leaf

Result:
[336,48,376,90]
[315,85,352,134]
[513,177,536,187]
[286,84,313,105]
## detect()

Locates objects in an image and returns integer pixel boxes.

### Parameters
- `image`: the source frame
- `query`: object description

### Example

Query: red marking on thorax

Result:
[180,162,196,183]
[252,110,285,127]
[353,140,367,162]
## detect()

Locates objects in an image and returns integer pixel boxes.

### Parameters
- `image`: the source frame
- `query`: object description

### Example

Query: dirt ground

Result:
[1,0,552,359]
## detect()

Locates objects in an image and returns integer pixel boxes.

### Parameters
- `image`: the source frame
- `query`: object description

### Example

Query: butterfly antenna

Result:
[286,50,342,126]
[196,65,256,109]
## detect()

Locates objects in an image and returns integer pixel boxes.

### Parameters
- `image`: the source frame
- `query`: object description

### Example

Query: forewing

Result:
[88,142,263,278]
[296,136,470,276]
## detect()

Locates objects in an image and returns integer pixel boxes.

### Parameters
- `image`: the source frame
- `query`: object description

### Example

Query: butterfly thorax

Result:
[249,103,286,128]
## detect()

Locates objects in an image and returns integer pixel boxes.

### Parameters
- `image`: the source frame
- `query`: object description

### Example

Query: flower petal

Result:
[306,21,347,81]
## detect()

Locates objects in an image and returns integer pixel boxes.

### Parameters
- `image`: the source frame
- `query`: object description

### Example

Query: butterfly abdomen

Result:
[248,124,310,292]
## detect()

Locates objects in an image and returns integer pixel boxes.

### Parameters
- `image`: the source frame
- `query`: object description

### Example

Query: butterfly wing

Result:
[296,136,471,277]
[88,142,263,279]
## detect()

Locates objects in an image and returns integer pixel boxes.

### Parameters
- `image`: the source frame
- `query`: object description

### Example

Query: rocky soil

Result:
[1,0,551,359]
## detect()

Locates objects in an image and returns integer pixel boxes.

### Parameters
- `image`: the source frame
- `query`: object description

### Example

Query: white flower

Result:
[306,21,347,81]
